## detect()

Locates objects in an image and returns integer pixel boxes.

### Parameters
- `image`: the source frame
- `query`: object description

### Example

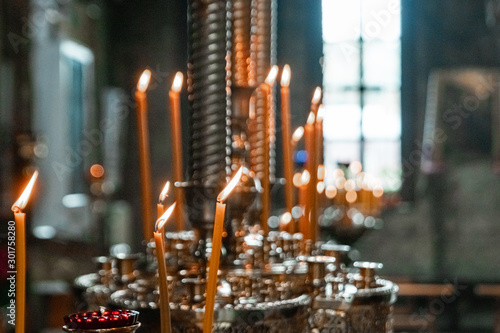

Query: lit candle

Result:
[154,202,176,333]
[11,170,38,333]
[280,65,294,233]
[291,126,304,152]
[308,88,321,244]
[203,167,243,333]
[169,72,185,231]
[260,66,278,235]
[304,111,316,241]
[298,170,310,238]
[311,87,322,114]
[316,104,325,166]
[136,69,154,242]
[157,181,170,219]
[280,212,292,232]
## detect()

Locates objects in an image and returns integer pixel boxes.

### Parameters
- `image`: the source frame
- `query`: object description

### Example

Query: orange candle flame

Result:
[316,104,325,121]
[317,181,325,194]
[293,172,302,187]
[281,212,292,225]
[159,181,170,203]
[312,87,322,104]
[307,111,316,125]
[218,167,243,202]
[265,65,279,86]
[301,170,311,185]
[155,202,176,232]
[281,65,291,87]
[292,126,304,143]
[12,171,38,213]
[137,69,151,92]
[171,72,183,93]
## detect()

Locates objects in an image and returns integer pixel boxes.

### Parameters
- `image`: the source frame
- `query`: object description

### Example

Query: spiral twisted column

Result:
[248,0,277,182]
[187,0,232,239]
[231,0,255,88]
[229,0,255,169]
[187,0,231,188]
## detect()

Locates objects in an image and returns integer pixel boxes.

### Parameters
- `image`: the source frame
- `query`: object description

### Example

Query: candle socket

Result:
[353,261,383,289]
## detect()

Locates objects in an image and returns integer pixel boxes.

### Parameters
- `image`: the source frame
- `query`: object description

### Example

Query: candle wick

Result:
[11,206,22,214]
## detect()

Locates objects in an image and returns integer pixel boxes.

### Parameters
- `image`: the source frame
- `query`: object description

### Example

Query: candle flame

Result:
[218,167,243,202]
[281,65,291,87]
[293,172,302,187]
[317,181,325,194]
[307,112,316,125]
[159,181,170,203]
[12,170,38,213]
[301,170,310,185]
[137,69,151,92]
[316,104,325,121]
[156,202,176,231]
[171,72,183,93]
[281,212,292,225]
[292,126,304,143]
[265,65,279,86]
[312,87,322,104]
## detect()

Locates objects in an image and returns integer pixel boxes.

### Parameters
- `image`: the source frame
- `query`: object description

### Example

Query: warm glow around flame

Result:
[316,104,325,121]
[293,172,302,187]
[265,65,279,86]
[171,72,183,93]
[281,212,292,225]
[307,112,316,125]
[156,202,176,231]
[137,69,151,92]
[292,126,304,143]
[218,167,243,202]
[312,87,322,104]
[12,170,38,213]
[281,65,291,87]
[317,181,325,194]
[159,181,170,203]
[301,170,311,185]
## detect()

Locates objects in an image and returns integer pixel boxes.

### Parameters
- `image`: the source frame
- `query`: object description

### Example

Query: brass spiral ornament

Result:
[187,0,231,188]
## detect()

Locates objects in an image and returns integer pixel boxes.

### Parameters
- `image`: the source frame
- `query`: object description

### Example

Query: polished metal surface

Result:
[62,323,141,333]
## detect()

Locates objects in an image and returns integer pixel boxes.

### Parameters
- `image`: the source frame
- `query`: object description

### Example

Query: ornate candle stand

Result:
[73,0,398,332]
[75,234,398,333]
